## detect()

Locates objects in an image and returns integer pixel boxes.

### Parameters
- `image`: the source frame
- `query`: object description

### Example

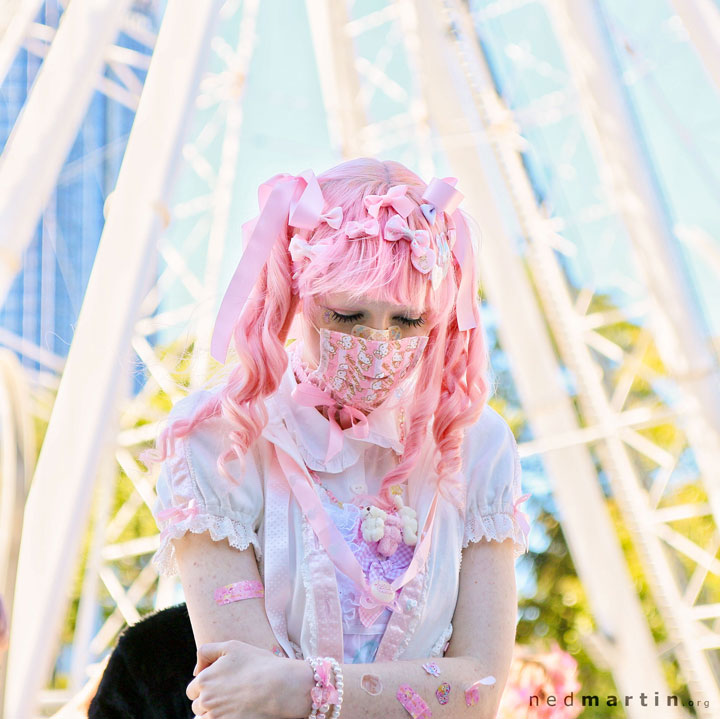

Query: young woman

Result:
[142,158,531,719]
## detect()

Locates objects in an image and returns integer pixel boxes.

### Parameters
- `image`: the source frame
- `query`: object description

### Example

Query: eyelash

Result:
[329,310,426,328]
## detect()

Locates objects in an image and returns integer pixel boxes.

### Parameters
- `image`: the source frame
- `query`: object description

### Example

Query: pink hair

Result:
[141,158,491,512]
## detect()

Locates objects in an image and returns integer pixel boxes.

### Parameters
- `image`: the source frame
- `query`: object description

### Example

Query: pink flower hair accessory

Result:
[363,184,415,218]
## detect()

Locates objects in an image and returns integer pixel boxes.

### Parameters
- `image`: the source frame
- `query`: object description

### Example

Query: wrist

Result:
[282,657,315,719]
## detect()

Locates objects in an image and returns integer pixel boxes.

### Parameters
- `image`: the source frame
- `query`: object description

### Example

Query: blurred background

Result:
[0,0,719,717]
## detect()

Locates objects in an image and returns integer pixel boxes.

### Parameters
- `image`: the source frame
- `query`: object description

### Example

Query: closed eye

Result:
[329,310,425,327]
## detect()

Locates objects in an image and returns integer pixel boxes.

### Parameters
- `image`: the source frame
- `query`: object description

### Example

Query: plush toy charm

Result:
[390,485,418,546]
[377,513,404,557]
[361,505,387,543]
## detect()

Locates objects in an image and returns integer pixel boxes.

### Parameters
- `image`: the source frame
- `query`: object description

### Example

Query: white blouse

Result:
[151,342,530,663]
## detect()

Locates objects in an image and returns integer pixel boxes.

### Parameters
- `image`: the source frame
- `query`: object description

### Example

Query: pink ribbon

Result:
[210,170,326,364]
[320,206,343,229]
[383,214,436,274]
[358,590,404,628]
[345,217,380,238]
[291,380,371,463]
[157,498,199,538]
[363,184,415,219]
[513,492,532,538]
[421,177,480,332]
[312,660,340,705]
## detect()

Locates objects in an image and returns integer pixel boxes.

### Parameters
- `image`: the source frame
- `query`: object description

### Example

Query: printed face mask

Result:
[304,324,429,412]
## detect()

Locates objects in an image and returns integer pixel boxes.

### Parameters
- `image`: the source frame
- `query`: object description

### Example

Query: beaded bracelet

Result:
[305,655,344,719]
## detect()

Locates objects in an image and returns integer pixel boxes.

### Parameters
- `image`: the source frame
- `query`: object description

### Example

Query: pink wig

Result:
[141,158,491,512]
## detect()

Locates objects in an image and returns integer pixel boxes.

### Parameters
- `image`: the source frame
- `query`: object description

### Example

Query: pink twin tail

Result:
[291,380,371,463]
[421,177,480,332]
[210,170,325,364]
[363,184,415,219]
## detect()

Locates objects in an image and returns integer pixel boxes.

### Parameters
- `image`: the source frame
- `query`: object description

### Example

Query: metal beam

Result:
[413,0,687,715]
[4,2,222,715]
[0,0,132,311]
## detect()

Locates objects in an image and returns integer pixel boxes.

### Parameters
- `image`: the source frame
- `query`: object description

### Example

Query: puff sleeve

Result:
[150,390,265,577]
[461,404,531,560]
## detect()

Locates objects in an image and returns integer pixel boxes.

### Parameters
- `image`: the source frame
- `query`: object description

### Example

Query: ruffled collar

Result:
[264,340,406,474]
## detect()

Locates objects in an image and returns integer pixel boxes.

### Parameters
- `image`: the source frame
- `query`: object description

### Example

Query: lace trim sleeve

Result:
[462,508,529,559]
[151,512,263,577]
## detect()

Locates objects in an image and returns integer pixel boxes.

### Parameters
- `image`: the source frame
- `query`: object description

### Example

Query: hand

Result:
[186,640,286,719]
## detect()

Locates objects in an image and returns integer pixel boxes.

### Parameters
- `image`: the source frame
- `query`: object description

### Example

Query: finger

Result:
[191,697,207,715]
[197,640,232,669]
[186,677,200,701]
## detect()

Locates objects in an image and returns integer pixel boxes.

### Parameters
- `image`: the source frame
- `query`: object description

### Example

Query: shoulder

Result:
[461,402,517,467]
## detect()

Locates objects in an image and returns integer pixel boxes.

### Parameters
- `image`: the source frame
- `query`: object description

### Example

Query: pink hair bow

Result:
[157,498,199,538]
[291,380,371,463]
[513,492,532,538]
[345,217,380,238]
[421,177,480,332]
[210,170,326,364]
[363,184,415,219]
[288,234,331,263]
[383,214,437,274]
[320,206,343,229]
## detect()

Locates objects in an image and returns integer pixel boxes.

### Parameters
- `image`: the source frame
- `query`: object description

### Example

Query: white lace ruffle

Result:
[151,513,262,577]
[462,508,529,560]
[430,621,454,657]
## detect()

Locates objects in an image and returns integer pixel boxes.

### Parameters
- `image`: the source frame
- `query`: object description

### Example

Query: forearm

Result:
[281,655,500,719]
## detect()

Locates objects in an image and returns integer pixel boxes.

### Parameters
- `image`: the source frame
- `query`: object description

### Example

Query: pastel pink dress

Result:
[151,341,530,663]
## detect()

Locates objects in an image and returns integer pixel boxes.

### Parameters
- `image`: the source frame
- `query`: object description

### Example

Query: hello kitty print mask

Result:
[304,324,429,412]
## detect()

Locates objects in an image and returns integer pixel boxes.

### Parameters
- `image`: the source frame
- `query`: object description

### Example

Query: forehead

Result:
[323,291,425,315]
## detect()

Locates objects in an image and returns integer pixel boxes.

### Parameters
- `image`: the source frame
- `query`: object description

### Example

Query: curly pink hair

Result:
[141,158,491,511]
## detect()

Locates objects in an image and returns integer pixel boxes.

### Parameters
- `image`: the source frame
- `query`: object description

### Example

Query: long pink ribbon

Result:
[157,499,199,539]
[421,177,480,332]
[513,492,532,538]
[273,439,441,627]
[291,380,371,463]
[210,170,326,363]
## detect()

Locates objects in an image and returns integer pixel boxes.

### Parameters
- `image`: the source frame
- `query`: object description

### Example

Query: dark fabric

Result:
[87,603,196,719]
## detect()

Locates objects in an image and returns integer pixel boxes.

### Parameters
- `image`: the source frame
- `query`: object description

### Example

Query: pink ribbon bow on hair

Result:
[421,177,480,332]
[210,170,326,364]
[288,234,331,263]
[513,493,532,538]
[345,217,380,238]
[363,184,415,219]
[320,206,343,229]
[291,381,371,463]
[383,214,437,274]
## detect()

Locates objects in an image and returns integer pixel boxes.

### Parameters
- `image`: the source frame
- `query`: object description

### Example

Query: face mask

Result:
[302,323,429,412]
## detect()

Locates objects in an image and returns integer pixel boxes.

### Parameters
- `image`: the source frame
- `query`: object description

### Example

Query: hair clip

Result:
[345,217,380,238]
[363,184,415,218]
[383,215,436,274]
[319,206,343,229]
[420,203,436,225]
